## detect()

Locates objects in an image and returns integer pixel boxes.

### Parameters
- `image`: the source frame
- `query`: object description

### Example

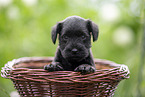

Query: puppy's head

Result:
[51,16,99,62]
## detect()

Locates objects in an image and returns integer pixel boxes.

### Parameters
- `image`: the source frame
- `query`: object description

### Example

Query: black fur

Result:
[44,16,99,74]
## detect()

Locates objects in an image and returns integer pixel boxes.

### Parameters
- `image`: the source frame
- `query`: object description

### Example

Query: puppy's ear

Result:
[51,22,63,44]
[86,20,99,42]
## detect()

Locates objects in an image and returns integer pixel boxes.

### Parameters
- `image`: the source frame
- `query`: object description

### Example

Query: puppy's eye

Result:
[63,35,68,40]
[81,35,86,40]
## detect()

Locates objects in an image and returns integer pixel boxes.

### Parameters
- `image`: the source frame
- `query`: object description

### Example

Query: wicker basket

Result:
[1,57,130,97]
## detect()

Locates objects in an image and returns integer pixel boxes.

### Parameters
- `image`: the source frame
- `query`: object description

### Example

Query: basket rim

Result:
[4,57,121,69]
[1,57,130,80]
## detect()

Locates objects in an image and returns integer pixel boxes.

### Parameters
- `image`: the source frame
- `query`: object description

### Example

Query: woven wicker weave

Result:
[1,57,130,97]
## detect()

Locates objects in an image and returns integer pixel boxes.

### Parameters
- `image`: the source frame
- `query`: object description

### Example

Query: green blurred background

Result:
[0,0,144,97]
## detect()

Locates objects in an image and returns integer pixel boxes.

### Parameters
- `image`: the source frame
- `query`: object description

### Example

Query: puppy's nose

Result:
[71,48,78,54]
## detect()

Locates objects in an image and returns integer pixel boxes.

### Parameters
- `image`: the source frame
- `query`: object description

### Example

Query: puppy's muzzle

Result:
[71,48,78,54]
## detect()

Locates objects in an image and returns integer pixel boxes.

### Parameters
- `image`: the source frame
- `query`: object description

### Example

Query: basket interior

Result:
[13,59,115,70]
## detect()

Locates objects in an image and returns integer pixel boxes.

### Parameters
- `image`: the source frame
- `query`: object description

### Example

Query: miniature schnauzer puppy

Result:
[44,16,99,74]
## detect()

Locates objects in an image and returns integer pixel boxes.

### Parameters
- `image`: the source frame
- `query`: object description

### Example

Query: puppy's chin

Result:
[62,53,89,62]
[65,56,84,62]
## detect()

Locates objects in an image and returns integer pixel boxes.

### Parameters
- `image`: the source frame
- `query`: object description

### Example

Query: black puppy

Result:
[44,16,99,74]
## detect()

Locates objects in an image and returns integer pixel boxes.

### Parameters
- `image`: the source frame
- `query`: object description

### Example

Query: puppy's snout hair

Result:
[64,42,85,52]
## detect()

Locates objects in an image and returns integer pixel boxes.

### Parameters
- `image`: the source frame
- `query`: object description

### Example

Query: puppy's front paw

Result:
[44,62,64,72]
[74,64,96,74]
